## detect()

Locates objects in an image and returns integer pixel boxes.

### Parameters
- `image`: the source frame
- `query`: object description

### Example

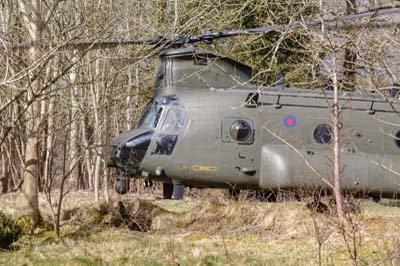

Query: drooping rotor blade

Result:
[178,7,400,45]
[2,6,400,51]
[4,36,166,51]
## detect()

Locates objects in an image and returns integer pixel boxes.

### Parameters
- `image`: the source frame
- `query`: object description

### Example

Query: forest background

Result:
[0,0,400,256]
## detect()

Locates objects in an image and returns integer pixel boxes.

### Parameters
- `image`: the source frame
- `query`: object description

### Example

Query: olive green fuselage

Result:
[135,87,400,196]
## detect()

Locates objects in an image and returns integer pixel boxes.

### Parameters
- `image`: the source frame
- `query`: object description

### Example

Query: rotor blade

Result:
[2,6,400,50]
[246,6,400,33]
[3,36,166,51]
[181,7,400,45]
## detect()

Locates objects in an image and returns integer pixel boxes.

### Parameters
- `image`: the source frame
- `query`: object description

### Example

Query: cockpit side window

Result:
[175,109,185,130]
[162,110,175,132]
[154,135,178,155]
[161,108,185,132]
[138,100,163,129]
[154,108,163,128]
[154,107,186,155]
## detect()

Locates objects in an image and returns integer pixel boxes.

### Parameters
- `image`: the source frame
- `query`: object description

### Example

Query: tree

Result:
[18,0,44,229]
[342,0,357,89]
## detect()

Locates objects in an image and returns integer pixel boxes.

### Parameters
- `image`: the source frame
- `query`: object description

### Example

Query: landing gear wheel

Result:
[372,196,381,203]
[163,183,173,199]
[173,184,185,200]
[144,179,153,187]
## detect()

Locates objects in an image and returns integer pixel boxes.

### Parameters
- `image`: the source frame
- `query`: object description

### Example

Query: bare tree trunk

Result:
[134,67,140,126]
[43,85,55,188]
[22,136,40,222]
[1,146,10,194]
[173,0,179,31]
[103,95,110,203]
[93,154,101,202]
[0,0,10,194]
[68,52,80,190]
[38,90,46,192]
[38,64,53,192]
[19,0,43,228]
[81,113,93,190]
[126,66,132,129]
[8,107,20,190]
[343,0,357,89]
[90,57,101,202]
[332,56,344,220]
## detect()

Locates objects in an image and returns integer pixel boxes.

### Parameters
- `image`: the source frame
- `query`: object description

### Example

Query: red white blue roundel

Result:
[283,115,296,128]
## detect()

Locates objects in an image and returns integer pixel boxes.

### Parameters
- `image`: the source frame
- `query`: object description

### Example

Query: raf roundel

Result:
[283,115,296,128]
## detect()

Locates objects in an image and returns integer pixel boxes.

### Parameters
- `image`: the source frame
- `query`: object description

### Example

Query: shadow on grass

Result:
[379,199,400,207]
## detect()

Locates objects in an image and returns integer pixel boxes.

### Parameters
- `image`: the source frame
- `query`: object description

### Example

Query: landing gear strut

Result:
[173,184,185,200]
[163,183,173,199]
[162,183,185,200]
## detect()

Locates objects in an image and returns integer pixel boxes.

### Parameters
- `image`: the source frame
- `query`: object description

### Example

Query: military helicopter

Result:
[101,7,400,201]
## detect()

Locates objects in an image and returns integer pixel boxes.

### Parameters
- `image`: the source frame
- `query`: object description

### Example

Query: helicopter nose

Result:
[109,131,154,173]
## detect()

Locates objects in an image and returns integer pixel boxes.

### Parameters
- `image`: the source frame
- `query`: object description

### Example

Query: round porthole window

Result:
[313,124,333,144]
[230,120,252,141]
[395,131,400,148]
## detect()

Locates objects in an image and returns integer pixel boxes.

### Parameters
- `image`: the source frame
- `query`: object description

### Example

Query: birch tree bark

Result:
[91,57,101,202]
[126,66,132,130]
[332,56,344,220]
[68,52,80,190]
[43,57,58,189]
[18,0,43,228]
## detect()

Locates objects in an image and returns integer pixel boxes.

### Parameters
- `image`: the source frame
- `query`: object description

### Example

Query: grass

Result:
[1,190,400,265]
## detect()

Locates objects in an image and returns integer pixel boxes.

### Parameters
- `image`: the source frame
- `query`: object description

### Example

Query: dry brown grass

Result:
[1,189,400,265]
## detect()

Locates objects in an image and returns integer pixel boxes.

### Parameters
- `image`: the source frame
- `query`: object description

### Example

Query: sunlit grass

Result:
[1,190,400,265]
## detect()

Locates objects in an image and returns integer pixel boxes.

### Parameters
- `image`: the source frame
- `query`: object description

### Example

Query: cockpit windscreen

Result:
[138,101,163,129]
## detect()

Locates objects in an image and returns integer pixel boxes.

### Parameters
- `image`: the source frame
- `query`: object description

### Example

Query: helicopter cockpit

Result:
[146,95,185,156]
[108,95,185,178]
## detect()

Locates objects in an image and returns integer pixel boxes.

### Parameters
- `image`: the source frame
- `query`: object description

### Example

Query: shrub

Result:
[0,210,22,249]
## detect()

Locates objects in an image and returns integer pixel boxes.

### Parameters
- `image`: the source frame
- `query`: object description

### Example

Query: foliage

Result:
[0,210,22,249]
[222,0,318,85]
[173,0,318,86]
[18,211,54,235]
